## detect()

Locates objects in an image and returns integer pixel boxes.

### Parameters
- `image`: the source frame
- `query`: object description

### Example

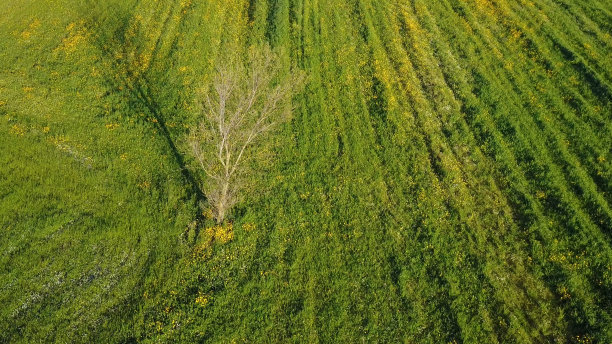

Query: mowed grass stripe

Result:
[435,0,612,338]
[456,0,612,235]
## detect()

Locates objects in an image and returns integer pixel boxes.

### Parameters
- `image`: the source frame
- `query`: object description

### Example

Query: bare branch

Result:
[188,44,305,223]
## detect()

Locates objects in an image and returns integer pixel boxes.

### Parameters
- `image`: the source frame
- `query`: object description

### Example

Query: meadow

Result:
[0,0,611,342]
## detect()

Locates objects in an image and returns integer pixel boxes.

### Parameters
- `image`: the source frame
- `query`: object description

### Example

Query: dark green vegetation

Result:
[1,0,610,342]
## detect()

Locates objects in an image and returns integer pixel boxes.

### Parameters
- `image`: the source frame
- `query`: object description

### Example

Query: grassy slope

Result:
[1,0,611,342]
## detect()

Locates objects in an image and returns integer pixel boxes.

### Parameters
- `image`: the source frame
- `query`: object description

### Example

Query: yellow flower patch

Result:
[10,124,26,136]
[195,292,209,307]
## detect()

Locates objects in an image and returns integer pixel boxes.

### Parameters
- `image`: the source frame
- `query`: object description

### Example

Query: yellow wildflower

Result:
[202,208,214,220]
[10,124,26,136]
[242,223,256,232]
[195,292,209,307]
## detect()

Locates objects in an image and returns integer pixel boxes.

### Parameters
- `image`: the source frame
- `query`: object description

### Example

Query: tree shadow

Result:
[82,2,206,227]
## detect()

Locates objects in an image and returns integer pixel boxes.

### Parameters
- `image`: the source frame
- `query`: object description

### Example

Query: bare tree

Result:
[188,45,304,223]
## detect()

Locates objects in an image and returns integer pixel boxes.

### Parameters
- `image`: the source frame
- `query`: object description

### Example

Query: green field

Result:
[1,0,611,342]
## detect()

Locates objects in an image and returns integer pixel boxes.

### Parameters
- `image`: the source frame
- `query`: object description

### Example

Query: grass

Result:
[1,0,611,342]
